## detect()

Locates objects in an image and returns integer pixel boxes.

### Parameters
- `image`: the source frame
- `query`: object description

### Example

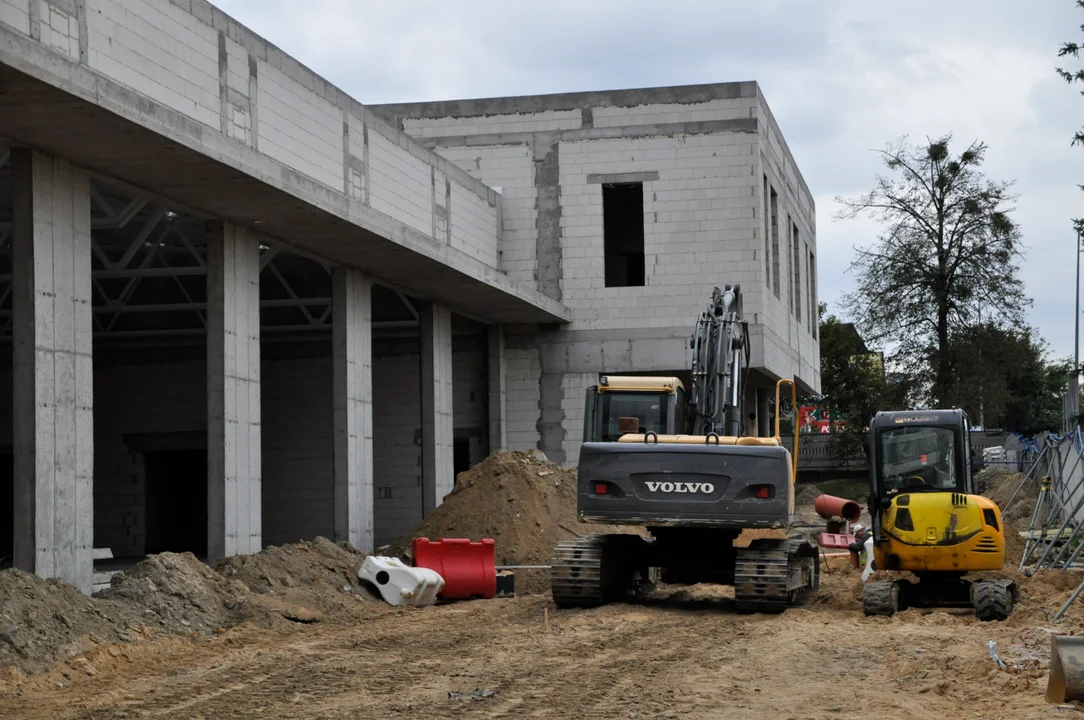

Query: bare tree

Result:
[835,135,1028,406]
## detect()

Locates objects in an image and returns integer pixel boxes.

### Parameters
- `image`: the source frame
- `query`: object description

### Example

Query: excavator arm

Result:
[688,285,750,437]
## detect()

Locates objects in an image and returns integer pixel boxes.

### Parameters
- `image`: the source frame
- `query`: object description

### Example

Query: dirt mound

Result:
[386,451,644,594]
[0,539,380,679]
[0,569,149,677]
[98,552,248,634]
[215,537,377,621]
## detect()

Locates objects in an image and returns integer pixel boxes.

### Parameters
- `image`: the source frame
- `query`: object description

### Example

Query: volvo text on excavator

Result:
[549,285,820,612]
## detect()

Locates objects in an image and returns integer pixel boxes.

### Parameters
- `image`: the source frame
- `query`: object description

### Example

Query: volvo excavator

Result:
[549,285,820,612]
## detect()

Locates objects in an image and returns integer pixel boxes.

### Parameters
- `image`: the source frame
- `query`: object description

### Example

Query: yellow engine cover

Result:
[874,492,1006,573]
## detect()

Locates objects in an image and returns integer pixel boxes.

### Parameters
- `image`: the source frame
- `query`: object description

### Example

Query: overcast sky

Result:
[216,0,1082,361]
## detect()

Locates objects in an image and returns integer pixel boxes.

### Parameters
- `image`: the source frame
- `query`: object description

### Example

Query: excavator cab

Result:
[582,376,686,442]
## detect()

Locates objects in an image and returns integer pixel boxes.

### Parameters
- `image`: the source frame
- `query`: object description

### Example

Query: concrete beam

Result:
[419,301,454,515]
[206,220,261,561]
[332,267,374,552]
[487,324,507,453]
[11,148,94,594]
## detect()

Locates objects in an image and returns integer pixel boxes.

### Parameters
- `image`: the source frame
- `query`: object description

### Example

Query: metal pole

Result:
[1030,453,1084,572]
[1074,227,1081,432]
[1055,574,1084,622]
[1004,444,1050,511]
[1021,477,1051,571]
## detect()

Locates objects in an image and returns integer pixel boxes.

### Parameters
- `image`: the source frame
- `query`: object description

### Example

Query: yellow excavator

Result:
[861,409,1017,621]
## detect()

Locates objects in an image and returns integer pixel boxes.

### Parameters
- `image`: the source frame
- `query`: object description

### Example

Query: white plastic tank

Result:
[358,556,445,607]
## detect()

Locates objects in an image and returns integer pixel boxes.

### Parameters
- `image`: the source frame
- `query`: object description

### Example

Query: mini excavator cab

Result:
[862,409,1017,621]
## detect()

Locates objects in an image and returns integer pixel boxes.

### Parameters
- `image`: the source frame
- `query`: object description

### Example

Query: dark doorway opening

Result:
[453,438,471,477]
[144,449,207,557]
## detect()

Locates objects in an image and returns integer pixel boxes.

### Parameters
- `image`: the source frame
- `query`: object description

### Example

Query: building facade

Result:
[374,82,821,466]
[0,0,817,595]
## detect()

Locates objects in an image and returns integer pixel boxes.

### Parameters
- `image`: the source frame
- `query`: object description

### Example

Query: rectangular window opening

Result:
[763,175,771,291]
[770,186,780,298]
[791,220,801,321]
[603,182,645,288]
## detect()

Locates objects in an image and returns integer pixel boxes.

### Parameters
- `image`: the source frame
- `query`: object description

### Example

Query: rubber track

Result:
[733,539,814,613]
[550,534,607,607]
[862,581,899,616]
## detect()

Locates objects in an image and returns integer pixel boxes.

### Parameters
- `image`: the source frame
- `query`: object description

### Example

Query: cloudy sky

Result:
[217,0,1082,360]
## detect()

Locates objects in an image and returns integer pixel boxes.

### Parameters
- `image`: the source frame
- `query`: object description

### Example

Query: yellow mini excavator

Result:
[861,409,1018,621]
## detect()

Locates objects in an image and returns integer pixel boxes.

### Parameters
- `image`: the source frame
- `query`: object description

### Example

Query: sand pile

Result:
[387,450,644,594]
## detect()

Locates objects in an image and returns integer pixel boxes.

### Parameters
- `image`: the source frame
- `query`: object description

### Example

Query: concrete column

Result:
[487,324,507,454]
[757,387,772,437]
[419,301,454,516]
[11,149,93,594]
[206,220,261,561]
[332,267,374,552]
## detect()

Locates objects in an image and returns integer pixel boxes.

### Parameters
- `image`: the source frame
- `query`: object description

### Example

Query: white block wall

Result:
[367,130,433,237]
[436,144,536,283]
[506,347,541,452]
[5,0,506,277]
[0,0,28,35]
[256,60,343,189]
[591,98,756,128]
[404,109,583,139]
[86,0,220,129]
[757,92,819,390]
[560,373,594,466]
[557,133,760,329]
[450,183,498,268]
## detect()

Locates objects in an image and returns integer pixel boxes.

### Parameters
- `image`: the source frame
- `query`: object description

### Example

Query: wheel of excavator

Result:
[862,580,901,617]
[974,579,1017,622]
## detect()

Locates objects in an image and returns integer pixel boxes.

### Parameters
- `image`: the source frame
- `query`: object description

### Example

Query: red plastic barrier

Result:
[412,538,496,600]
[814,494,862,522]
[818,532,856,550]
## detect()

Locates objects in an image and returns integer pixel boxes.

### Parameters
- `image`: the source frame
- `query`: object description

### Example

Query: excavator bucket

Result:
[1047,636,1084,703]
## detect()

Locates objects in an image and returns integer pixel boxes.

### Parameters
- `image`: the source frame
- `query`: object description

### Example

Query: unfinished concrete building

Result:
[373,84,821,464]
[0,0,818,594]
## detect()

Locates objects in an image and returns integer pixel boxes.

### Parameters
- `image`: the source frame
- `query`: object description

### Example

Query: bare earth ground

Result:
[1,457,1081,719]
